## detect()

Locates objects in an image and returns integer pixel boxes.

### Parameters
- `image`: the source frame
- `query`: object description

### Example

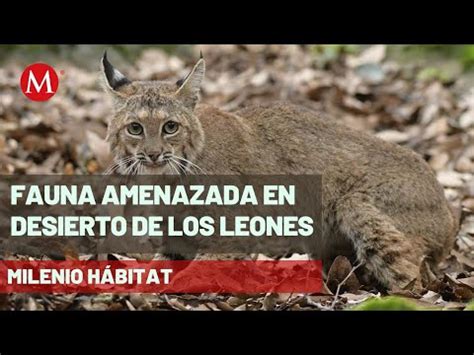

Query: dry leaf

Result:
[327,255,361,293]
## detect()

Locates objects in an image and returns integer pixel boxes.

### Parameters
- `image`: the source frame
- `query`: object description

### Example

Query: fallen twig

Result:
[329,262,363,310]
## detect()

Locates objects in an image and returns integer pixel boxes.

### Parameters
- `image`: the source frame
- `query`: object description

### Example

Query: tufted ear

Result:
[100,51,132,96]
[175,57,205,109]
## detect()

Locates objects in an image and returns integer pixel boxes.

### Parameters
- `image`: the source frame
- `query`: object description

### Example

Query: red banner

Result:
[0,260,322,294]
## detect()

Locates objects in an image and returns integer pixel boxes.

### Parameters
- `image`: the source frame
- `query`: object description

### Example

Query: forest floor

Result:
[0,45,473,310]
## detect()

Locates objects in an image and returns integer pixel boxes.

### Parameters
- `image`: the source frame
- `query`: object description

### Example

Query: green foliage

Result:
[310,45,361,68]
[416,67,452,83]
[465,301,474,311]
[309,45,474,73]
[392,45,474,71]
[353,296,421,310]
[460,46,474,69]
[423,45,474,69]
[0,45,191,69]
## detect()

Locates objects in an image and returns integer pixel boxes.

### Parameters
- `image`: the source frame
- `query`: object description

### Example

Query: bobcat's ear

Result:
[175,58,205,109]
[101,51,132,96]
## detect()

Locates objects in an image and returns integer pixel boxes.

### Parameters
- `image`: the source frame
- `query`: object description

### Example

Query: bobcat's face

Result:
[101,52,205,175]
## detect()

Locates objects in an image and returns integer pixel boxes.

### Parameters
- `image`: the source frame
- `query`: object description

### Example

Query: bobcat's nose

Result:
[147,153,161,162]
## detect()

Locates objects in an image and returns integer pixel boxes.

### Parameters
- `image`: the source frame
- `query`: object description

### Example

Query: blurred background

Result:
[0,45,473,310]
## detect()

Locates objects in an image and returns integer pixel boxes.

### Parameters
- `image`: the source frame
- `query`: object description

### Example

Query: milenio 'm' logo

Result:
[20,63,59,101]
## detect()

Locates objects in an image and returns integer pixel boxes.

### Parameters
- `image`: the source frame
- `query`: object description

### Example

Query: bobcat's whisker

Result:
[170,157,202,176]
[168,157,189,175]
[170,154,206,175]
[168,160,182,176]
[132,161,140,175]
[120,161,134,175]
[133,161,142,176]
[104,162,123,175]
[104,156,135,175]
[124,160,140,175]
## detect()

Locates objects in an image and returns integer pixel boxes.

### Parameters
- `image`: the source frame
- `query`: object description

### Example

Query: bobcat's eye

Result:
[127,122,144,136]
[163,121,179,135]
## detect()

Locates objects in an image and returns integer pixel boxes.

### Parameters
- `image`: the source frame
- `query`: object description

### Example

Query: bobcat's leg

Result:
[335,193,423,289]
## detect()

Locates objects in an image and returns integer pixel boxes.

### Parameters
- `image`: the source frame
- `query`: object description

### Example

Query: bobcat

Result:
[101,51,458,289]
